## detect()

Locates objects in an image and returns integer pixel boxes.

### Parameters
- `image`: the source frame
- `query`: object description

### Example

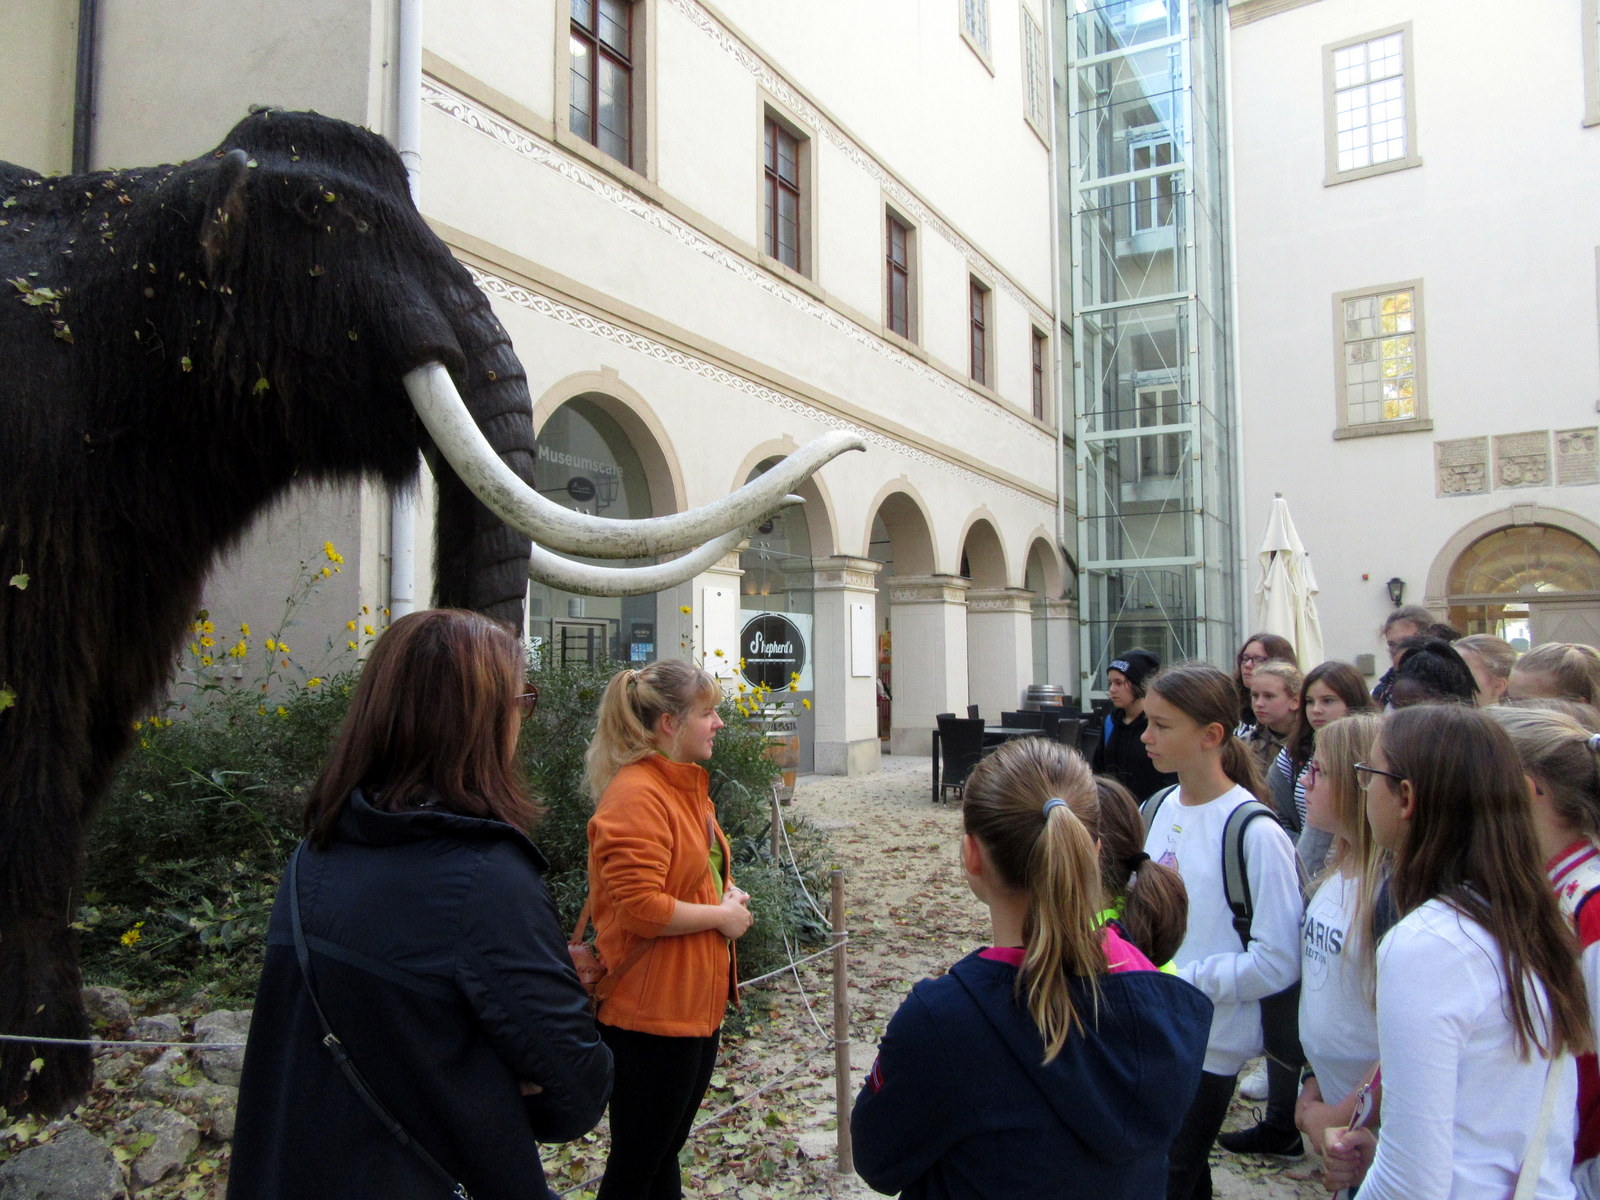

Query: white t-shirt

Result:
[1360,899,1577,1200]
[1298,869,1378,1105]
[1142,783,1303,1075]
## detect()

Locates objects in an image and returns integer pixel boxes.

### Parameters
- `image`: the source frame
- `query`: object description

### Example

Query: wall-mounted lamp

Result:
[1385,577,1406,607]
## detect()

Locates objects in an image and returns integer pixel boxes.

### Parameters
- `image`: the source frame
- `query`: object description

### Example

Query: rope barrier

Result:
[736,934,846,991]
[0,1033,247,1050]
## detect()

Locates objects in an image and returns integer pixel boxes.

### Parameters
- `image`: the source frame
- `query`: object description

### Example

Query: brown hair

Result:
[1232,633,1298,722]
[584,659,722,800]
[962,737,1107,1062]
[1286,661,1378,765]
[1380,705,1592,1059]
[304,609,537,846]
[1148,662,1268,801]
[1514,643,1600,706]
[1094,776,1188,965]
[1489,707,1600,840]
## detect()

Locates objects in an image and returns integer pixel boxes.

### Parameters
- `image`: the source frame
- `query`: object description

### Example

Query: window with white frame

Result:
[961,0,991,64]
[1324,25,1420,184]
[1127,127,1176,233]
[1136,385,1181,479]
[1021,7,1048,138]
[1335,282,1430,435]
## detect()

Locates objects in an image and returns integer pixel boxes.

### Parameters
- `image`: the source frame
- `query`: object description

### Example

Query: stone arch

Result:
[1423,504,1600,610]
[861,481,937,578]
[958,514,1009,588]
[730,437,840,560]
[533,369,686,515]
[1022,532,1068,598]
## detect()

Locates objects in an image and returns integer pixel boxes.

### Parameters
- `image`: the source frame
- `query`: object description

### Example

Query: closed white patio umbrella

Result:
[1255,493,1324,666]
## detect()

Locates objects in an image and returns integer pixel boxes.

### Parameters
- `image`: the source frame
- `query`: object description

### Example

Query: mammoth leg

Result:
[0,915,92,1114]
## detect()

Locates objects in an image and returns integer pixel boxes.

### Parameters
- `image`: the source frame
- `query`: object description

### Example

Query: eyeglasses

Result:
[1304,760,1323,786]
[516,686,539,716]
[1239,653,1269,667]
[1353,762,1405,791]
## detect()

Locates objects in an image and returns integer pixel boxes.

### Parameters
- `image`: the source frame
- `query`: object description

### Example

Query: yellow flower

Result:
[801,698,812,710]
[363,625,374,636]
[131,720,143,731]
[307,677,322,688]
[361,604,370,615]
[199,636,214,648]
[201,620,214,634]
[346,620,357,632]
[120,921,144,947]
[276,706,288,718]
[199,655,213,666]
[679,605,692,615]
[278,641,290,653]
[318,567,332,579]
[188,642,200,656]
[737,683,747,693]
[713,648,724,658]
[323,541,344,564]
[264,638,278,652]
[227,641,248,659]
[738,658,746,670]
[239,622,251,636]
[347,640,358,651]
[790,671,800,682]
[257,704,267,716]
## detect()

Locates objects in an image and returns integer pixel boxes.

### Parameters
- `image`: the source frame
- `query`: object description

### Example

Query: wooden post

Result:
[831,867,853,1175]
[770,785,782,863]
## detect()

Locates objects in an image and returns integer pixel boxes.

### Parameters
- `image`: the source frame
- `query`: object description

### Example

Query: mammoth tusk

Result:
[404,363,865,558]
[528,525,753,597]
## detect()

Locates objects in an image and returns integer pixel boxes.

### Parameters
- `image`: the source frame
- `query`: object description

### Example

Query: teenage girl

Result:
[584,661,753,1200]
[1232,633,1297,731]
[852,736,1212,1199]
[1290,662,1379,875]
[1324,705,1592,1199]
[1456,633,1517,706]
[1248,660,1304,820]
[1492,706,1600,1198]
[1139,663,1304,1199]
[1291,713,1384,1163]
[1094,775,1188,968]
[1510,643,1600,707]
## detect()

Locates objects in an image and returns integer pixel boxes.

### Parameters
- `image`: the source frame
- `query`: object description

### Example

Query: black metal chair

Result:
[936,715,986,803]
[966,704,980,720]
[1056,718,1083,754]
[1036,708,1063,738]
[1000,710,1044,730]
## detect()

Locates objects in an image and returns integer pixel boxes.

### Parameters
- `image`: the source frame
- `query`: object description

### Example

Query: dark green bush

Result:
[84,647,829,1003]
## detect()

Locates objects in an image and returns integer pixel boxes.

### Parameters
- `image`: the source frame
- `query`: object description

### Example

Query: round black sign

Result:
[566,476,597,503]
[739,613,805,692]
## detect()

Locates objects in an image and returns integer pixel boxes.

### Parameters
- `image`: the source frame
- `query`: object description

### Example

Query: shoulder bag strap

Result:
[1513,1060,1565,1200]
[288,844,473,1200]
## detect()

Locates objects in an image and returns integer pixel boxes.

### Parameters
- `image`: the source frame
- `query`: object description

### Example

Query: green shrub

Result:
[85,625,830,1004]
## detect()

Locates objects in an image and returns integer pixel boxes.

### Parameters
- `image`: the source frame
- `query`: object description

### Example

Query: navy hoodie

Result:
[851,951,1212,1200]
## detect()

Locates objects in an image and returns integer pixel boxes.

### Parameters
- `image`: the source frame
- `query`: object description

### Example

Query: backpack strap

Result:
[1103,712,1116,746]
[1139,784,1180,835]
[1220,801,1279,951]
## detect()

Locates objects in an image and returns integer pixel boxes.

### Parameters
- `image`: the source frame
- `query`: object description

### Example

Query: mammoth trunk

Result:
[428,278,538,630]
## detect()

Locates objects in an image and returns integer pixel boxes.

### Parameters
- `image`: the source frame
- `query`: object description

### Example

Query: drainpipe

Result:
[389,0,424,620]
[72,0,99,173]
[1044,0,1072,683]
[1221,17,1249,645]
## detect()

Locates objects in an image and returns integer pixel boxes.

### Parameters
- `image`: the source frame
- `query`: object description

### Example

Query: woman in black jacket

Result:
[230,609,612,1200]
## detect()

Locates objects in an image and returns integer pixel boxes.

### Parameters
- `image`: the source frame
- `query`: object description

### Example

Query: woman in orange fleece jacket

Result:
[584,659,753,1200]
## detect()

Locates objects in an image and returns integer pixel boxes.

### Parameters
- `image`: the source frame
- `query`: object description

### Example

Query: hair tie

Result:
[627,669,639,686]
[1042,798,1067,818]
[1126,851,1150,870]
[1590,733,1600,752]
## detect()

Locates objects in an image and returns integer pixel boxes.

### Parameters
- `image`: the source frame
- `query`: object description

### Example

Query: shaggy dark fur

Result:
[0,110,536,1111]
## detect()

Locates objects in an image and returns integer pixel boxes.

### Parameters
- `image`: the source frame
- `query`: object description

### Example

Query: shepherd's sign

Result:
[738,612,812,692]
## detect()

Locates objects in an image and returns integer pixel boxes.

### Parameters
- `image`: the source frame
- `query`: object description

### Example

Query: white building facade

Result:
[1229,0,1600,668]
[3,0,1076,773]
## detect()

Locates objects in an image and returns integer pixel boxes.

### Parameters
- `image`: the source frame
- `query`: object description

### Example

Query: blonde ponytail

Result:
[584,660,720,801]
[962,737,1108,1062]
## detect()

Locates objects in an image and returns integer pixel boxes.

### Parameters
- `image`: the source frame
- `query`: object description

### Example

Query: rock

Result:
[90,1054,138,1087]
[195,1086,238,1141]
[125,1013,182,1045]
[116,1109,198,1189]
[0,1124,125,1200]
[78,988,131,1030]
[192,1010,250,1087]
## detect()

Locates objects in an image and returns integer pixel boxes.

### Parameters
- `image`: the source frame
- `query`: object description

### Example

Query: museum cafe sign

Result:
[738,612,808,692]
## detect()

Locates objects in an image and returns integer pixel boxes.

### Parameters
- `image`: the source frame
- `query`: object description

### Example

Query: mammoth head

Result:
[5,109,860,624]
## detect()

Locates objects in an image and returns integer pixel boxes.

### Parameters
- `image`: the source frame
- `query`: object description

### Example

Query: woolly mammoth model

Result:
[0,109,860,1111]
